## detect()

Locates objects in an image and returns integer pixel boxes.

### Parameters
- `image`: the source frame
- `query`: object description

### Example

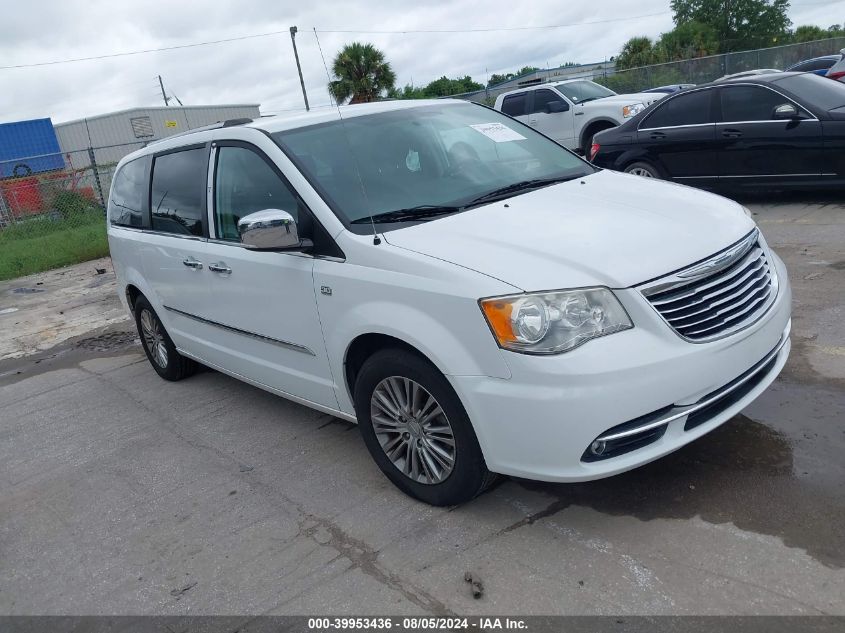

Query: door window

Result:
[150,148,207,237]
[109,157,146,227]
[641,89,714,129]
[214,146,301,241]
[720,86,807,122]
[530,89,565,114]
[501,93,527,117]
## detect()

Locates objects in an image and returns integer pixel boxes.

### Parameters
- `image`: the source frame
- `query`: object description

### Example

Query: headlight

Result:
[479,288,633,354]
[622,103,645,118]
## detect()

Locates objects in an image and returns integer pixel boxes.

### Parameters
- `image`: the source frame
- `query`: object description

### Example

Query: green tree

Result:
[670,0,791,51]
[791,24,828,42]
[655,20,720,61]
[615,36,658,69]
[423,75,483,96]
[328,42,397,104]
[390,75,484,99]
[487,66,540,86]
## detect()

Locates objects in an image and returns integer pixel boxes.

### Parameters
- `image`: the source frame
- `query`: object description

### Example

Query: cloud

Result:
[0,0,837,124]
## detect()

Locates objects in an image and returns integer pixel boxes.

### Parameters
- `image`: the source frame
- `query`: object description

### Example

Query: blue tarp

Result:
[0,118,64,179]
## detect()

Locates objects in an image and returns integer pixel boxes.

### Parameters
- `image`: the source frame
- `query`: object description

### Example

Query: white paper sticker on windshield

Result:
[470,122,526,143]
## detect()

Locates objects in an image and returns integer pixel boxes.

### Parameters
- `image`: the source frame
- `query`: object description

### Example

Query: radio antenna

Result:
[313,28,381,245]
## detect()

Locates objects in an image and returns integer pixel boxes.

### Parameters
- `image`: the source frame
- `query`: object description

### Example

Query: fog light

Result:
[590,440,607,455]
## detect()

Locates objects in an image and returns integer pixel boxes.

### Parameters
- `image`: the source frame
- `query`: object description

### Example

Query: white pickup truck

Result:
[493,79,666,154]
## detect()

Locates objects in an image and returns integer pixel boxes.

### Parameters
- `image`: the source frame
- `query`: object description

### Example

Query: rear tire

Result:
[624,161,663,179]
[134,296,197,381]
[354,348,496,506]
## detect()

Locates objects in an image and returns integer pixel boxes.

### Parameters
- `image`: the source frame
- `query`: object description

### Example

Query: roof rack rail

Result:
[146,118,253,146]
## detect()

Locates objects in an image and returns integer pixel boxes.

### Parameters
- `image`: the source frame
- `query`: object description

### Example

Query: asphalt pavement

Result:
[0,193,843,615]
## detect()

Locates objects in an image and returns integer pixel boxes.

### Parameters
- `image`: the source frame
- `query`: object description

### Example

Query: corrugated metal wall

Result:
[54,104,260,166]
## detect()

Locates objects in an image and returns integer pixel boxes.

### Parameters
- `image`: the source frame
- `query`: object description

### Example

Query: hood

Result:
[595,92,666,108]
[382,170,755,291]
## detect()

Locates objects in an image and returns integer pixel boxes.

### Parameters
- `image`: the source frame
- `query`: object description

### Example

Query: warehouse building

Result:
[54,103,261,168]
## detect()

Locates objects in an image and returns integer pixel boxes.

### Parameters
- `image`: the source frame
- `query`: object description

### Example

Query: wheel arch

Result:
[580,118,618,151]
[125,284,143,312]
[344,333,438,406]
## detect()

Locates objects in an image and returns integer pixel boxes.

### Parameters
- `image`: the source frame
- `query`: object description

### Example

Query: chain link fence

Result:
[0,142,145,280]
[449,37,845,105]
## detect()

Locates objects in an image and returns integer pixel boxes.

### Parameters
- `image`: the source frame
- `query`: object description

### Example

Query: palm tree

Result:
[328,42,397,104]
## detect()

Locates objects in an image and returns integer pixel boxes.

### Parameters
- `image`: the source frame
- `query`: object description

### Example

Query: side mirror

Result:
[238,209,309,251]
[772,103,799,120]
[545,101,569,114]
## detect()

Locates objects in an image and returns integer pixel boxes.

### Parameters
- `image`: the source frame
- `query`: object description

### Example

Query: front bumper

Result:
[450,252,792,482]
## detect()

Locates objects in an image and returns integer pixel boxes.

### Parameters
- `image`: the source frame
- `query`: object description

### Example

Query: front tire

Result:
[354,348,496,506]
[134,296,197,381]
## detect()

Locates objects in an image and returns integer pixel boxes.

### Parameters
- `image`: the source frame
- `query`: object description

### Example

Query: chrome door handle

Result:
[182,258,203,270]
[208,263,232,275]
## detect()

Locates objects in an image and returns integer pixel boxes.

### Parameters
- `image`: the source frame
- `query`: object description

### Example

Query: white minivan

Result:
[108,99,791,506]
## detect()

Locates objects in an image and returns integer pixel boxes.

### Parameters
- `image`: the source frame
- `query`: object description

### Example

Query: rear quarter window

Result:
[108,157,147,227]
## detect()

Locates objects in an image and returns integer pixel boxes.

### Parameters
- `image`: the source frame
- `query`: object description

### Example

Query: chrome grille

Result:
[641,231,776,342]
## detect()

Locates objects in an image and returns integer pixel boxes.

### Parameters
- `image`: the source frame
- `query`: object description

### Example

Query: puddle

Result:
[12,287,44,294]
[0,323,140,384]
[75,330,139,352]
[0,307,19,315]
[516,386,845,569]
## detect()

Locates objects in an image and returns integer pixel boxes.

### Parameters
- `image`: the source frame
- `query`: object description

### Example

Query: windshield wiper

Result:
[465,176,579,206]
[351,205,463,224]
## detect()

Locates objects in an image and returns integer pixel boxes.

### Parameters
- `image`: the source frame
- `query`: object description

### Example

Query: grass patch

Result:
[0,212,110,280]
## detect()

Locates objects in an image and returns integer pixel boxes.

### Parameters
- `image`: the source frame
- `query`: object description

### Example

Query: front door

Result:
[199,141,338,409]
[717,84,823,183]
[527,88,575,148]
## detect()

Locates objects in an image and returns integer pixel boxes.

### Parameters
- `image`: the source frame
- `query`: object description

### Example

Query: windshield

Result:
[554,81,616,104]
[777,73,845,110]
[272,103,593,231]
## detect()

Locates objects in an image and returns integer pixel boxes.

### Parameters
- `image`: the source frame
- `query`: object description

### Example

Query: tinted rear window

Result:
[150,147,207,237]
[642,89,713,128]
[789,58,835,72]
[776,73,845,110]
[501,93,527,117]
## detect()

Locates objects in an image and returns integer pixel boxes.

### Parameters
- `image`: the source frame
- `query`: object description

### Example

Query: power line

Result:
[0,30,289,70]
[312,12,670,33]
[0,12,673,71]
[1,5,841,72]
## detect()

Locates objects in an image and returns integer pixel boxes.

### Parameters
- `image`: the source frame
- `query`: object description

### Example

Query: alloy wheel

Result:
[370,376,456,485]
[627,166,654,178]
[140,309,168,368]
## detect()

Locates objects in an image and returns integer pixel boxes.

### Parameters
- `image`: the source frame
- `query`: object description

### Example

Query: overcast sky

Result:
[0,0,840,124]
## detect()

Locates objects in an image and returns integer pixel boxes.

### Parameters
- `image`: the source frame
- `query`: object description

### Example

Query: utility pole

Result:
[289,26,310,111]
[157,75,171,106]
